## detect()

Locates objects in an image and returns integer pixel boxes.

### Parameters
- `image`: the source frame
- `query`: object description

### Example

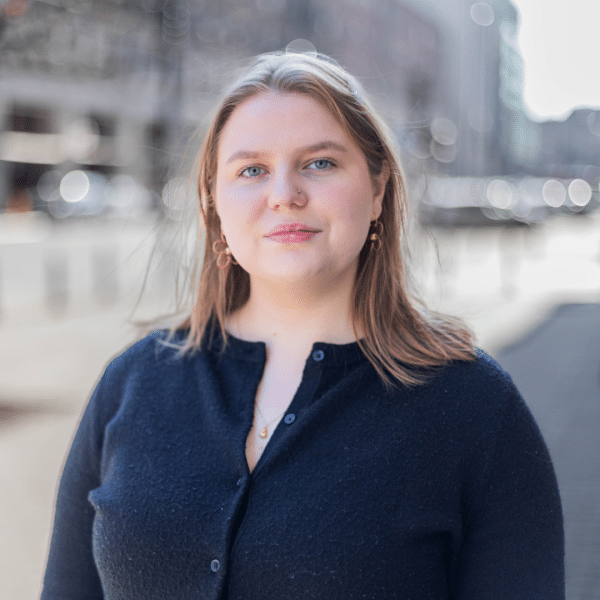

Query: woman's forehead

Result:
[230,90,333,119]
[217,91,355,160]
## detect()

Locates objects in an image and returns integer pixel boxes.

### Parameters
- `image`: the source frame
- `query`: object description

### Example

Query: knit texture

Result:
[41,331,565,600]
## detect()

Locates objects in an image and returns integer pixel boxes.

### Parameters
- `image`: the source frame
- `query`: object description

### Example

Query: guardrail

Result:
[0,212,162,321]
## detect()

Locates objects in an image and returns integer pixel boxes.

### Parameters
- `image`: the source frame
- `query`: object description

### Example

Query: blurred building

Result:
[0,0,184,214]
[0,0,543,213]
[398,0,533,177]
[531,109,600,185]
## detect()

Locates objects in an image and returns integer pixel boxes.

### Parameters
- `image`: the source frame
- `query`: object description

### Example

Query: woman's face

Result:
[214,91,386,291]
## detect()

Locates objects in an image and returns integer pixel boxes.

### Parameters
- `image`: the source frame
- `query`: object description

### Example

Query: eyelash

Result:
[307,158,335,171]
[238,158,336,178]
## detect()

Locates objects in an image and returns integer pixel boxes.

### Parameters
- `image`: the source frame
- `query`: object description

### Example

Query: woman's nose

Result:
[267,170,307,211]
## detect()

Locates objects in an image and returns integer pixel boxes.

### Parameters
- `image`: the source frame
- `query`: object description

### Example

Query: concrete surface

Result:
[497,303,600,600]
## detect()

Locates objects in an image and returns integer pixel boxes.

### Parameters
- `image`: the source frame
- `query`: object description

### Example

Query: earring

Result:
[369,219,383,251]
[212,232,238,269]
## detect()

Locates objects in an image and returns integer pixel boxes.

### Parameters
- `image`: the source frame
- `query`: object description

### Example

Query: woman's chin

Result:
[248,261,356,296]
[255,268,327,287]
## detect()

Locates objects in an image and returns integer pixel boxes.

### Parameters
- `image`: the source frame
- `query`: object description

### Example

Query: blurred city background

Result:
[0,0,598,598]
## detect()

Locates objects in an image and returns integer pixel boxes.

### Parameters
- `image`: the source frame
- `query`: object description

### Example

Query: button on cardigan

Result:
[41,330,565,600]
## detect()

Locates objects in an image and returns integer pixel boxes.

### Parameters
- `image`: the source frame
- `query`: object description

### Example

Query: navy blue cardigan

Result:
[41,331,564,599]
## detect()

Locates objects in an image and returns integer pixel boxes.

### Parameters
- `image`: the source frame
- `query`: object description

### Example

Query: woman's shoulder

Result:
[398,349,547,466]
[405,348,526,422]
[421,348,516,392]
[83,330,195,416]
[100,329,192,383]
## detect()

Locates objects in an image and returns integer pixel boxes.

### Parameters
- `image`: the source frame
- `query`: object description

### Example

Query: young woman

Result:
[41,52,564,600]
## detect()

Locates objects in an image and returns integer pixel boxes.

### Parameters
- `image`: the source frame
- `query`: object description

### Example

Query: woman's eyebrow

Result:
[300,141,350,155]
[224,140,349,165]
[225,150,262,165]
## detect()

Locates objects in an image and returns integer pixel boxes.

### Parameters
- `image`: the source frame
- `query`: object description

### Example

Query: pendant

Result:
[260,426,268,439]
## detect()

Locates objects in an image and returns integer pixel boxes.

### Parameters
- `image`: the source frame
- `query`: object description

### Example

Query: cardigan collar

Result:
[205,328,367,368]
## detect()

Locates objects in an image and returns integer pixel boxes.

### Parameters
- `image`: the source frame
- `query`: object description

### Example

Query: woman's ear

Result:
[371,160,390,219]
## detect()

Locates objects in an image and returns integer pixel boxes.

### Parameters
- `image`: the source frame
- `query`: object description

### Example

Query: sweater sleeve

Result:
[450,372,565,599]
[41,361,123,600]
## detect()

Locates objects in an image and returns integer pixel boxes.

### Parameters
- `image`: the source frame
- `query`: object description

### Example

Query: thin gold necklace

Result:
[255,404,287,439]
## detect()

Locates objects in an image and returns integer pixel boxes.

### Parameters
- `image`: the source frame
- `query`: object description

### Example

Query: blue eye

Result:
[240,166,265,178]
[308,159,334,170]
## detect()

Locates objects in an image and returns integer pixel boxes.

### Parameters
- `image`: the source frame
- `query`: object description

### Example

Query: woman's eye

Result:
[240,166,265,178]
[307,159,334,170]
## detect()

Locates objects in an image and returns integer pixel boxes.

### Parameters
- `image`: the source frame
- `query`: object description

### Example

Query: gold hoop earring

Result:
[369,219,383,251]
[212,232,238,269]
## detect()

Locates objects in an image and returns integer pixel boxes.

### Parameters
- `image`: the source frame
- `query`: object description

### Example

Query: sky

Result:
[512,0,600,121]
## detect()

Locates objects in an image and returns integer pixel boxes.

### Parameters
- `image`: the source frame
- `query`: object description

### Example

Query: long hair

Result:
[176,51,475,387]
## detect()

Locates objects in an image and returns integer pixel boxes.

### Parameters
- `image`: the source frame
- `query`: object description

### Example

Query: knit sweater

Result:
[41,330,564,600]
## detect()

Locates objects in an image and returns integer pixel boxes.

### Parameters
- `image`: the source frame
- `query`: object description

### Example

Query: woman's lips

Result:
[266,223,321,244]
[267,230,319,244]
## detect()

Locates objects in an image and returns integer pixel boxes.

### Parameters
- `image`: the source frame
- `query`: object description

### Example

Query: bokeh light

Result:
[487,179,514,209]
[542,179,566,208]
[162,177,192,219]
[36,170,62,202]
[285,39,317,56]
[62,118,100,163]
[568,179,592,207]
[470,2,494,26]
[468,105,494,132]
[107,174,153,216]
[430,140,457,163]
[587,112,600,136]
[60,170,90,203]
[430,118,458,146]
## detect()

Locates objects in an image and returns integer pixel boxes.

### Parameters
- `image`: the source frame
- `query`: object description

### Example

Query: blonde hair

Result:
[176,51,475,387]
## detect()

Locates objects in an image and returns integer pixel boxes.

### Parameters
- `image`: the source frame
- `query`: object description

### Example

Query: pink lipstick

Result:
[266,223,321,244]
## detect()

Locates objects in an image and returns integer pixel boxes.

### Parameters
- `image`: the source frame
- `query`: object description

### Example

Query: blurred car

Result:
[34,169,155,220]
[418,176,599,227]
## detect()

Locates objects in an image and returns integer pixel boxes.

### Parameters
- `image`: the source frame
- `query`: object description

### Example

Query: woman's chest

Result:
[95,374,466,524]
[89,362,469,599]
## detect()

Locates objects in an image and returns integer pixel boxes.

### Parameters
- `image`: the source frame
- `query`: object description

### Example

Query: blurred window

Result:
[90,114,116,138]
[9,105,53,134]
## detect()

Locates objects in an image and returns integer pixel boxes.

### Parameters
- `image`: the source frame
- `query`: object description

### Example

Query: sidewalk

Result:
[497,303,600,600]
[0,306,141,600]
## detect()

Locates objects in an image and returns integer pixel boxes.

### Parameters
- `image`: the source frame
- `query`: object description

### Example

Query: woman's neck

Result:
[226,279,359,358]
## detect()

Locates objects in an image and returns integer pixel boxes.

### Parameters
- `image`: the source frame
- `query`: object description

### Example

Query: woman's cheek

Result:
[217,187,247,225]
[227,185,263,219]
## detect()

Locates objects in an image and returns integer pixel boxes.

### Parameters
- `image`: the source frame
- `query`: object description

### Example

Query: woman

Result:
[41,52,564,599]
